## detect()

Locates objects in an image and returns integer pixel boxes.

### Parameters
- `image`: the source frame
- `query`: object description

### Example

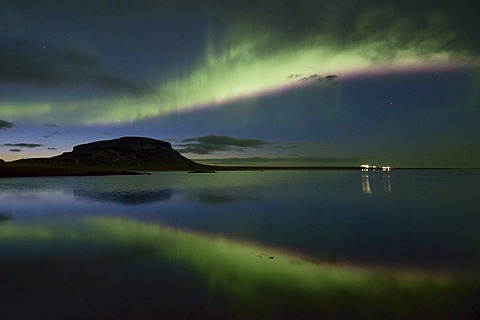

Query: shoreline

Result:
[0,162,473,178]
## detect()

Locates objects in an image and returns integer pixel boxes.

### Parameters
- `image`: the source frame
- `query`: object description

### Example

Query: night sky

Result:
[1,0,480,167]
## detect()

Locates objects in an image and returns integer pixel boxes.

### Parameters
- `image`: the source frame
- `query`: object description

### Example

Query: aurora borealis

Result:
[1,1,480,167]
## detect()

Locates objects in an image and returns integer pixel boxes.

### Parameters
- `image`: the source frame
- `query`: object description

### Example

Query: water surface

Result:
[1,170,479,319]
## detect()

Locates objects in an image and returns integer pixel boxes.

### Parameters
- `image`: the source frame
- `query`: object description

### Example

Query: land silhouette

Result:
[0,137,210,177]
[0,136,359,178]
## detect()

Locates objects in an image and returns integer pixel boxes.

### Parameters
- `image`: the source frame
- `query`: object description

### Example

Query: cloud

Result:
[8,1,478,59]
[178,135,269,154]
[9,149,21,153]
[272,144,298,150]
[294,74,339,87]
[0,119,14,130]
[220,1,480,59]
[320,75,340,87]
[4,143,43,148]
[0,37,151,96]
[43,131,59,138]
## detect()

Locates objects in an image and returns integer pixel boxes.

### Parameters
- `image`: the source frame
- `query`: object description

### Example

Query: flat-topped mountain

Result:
[1,137,211,177]
[48,137,199,169]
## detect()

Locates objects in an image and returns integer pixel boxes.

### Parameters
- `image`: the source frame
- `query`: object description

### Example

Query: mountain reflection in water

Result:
[0,213,11,223]
[74,189,172,205]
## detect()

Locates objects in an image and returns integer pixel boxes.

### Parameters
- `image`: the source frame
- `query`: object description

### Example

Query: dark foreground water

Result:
[0,170,479,319]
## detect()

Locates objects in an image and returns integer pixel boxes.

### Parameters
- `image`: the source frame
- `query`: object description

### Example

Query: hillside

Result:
[0,137,211,177]
[48,137,200,169]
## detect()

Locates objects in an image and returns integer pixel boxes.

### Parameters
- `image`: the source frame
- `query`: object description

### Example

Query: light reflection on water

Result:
[362,172,392,194]
[0,170,479,318]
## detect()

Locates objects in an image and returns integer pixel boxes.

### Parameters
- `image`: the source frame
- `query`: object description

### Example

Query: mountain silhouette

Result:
[1,137,211,177]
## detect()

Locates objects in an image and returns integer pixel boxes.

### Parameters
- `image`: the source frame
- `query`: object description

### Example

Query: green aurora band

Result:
[2,25,479,126]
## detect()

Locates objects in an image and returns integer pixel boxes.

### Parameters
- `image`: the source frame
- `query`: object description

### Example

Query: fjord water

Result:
[1,170,479,319]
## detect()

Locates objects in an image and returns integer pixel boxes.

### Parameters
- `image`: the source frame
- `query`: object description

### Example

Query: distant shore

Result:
[0,162,470,178]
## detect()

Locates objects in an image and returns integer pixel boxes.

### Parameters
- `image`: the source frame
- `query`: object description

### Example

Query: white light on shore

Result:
[360,164,391,171]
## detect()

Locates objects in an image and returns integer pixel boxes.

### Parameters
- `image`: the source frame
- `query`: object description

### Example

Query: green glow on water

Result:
[1,217,478,318]
[0,224,52,241]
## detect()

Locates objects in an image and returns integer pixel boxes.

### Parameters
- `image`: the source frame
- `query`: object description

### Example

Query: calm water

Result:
[1,170,479,319]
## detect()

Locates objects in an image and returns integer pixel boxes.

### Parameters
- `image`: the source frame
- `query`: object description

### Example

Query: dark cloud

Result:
[178,144,230,155]
[178,135,269,154]
[9,149,21,153]
[216,0,480,60]
[321,75,340,87]
[0,119,14,130]
[183,135,268,147]
[47,147,57,150]
[0,37,152,95]
[4,143,43,148]
[293,74,339,87]
[45,124,60,127]
[43,131,59,138]
[4,1,480,62]
[272,145,298,150]
[91,74,153,96]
